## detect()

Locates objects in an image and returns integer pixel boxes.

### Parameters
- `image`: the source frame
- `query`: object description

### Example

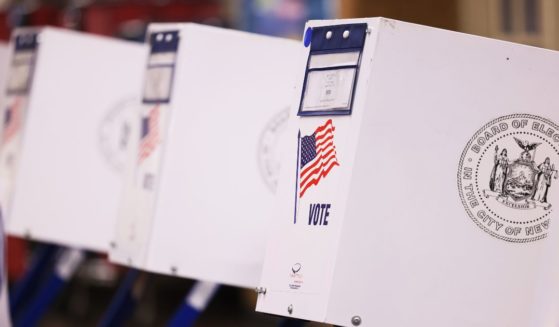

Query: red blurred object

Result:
[0,12,10,40]
[7,237,27,281]
[28,5,60,27]
[84,3,151,36]
[154,2,222,23]
[83,1,221,37]
[0,0,221,41]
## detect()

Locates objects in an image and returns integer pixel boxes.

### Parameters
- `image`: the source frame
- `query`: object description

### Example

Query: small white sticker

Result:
[143,66,173,102]
[302,68,355,112]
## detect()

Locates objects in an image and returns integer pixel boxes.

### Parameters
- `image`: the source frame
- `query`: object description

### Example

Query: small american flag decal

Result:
[2,98,22,146]
[299,119,339,197]
[138,105,160,163]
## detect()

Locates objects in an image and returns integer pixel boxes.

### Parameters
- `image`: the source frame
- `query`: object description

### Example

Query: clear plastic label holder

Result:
[298,23,367,117]
[142,31,179,104]
[6,32,38,96]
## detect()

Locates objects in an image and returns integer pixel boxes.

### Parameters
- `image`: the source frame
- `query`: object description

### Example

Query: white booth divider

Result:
[0,41,8,134]
[0,27,147,252]
[256,17,559,327]
[0,40,12,327]
[0,41,9,168]
[109,23,300,289]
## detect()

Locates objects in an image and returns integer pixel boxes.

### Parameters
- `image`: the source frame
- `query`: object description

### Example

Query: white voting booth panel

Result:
[256,18,559,327]
[0,41,8,108]
[0,27,147,252]
[0,42,9,141]
[109,23,299,289]
[530,219,559,327]
[0,40,11,327]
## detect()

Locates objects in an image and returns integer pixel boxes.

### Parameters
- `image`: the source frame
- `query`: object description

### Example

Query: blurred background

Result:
[0,0,557,46]
[0,0,554,326]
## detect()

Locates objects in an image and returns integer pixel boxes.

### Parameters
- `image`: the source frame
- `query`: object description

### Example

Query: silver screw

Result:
[343,30,350,39]
[366,28,372,35]
[171,266,177,274]
[254,287,267,295]
[287,304,293,315]
[326,31,333,39]
[351,316,362,326]
[109,241,116,249]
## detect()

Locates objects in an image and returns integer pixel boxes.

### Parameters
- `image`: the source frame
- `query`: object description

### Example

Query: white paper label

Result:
[143,66,173,102]
[301,68,355,112]
[6,52,34,94]
[308,51,360,69]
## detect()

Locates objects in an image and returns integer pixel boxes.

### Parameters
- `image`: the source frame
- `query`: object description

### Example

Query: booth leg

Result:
[14,248,84,327]
[10,244,59,316]
[166,281,220,327]
[97,269,141,327]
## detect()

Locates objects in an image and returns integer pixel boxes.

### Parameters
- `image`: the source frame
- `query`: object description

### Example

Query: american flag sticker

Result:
[2,98,22,146]
[138,105,160,163]
[298,119,340,198]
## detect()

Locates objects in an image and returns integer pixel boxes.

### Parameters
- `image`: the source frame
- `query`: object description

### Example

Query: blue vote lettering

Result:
[308,203,331,226]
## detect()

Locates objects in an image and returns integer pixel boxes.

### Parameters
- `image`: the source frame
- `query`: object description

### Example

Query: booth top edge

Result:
[146,22,299,46]
[306,17,559,55]
[10,26,146,49]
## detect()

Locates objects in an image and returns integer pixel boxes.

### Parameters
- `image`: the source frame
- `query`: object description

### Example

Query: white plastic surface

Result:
[257,18,559,327]
[110,23,300,289]
[0,40,12,327]
[4,27,147,252]
[0,41,9,109]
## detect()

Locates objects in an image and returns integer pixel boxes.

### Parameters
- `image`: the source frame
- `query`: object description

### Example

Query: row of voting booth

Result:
[0,17,558,327]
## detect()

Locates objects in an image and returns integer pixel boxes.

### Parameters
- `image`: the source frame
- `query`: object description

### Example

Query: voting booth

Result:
[0,27,147,252]
[256,18,559,327]
[0,42,9,142]
[109,23,299,289]
[0,40,11,327]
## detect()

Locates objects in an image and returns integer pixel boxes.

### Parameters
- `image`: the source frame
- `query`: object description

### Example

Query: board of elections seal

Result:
[98,97,140,173]
[258,108,289,193]
[458,114,559,243]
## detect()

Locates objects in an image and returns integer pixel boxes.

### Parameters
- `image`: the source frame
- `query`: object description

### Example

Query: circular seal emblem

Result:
[258,108,289,193]
[98,97,140,173]
[458,114,559,243]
